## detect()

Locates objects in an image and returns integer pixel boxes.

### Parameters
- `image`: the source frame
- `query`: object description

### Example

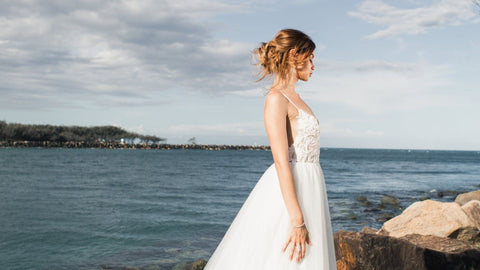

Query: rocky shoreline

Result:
[177,190,480,270]
[0,141,270,151]
[335,190,480,269]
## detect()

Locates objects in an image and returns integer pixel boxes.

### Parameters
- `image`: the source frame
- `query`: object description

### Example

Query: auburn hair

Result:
[254,29,316,82]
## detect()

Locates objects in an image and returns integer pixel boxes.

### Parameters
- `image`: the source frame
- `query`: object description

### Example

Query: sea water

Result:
[0,148,479,270]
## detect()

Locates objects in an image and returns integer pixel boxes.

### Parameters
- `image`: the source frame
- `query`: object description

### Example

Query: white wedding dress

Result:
[204,92,337,270]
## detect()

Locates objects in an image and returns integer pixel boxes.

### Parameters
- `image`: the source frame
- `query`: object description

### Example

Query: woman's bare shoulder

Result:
[265,91,287,106]
[264,91,288,117]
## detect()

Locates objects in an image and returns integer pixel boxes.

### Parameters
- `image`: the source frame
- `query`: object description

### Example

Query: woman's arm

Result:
[264,92,304,226]
[265,92,311,262]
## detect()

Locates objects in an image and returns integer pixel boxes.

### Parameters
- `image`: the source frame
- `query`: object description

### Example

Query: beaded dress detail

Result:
[204,91,337,270]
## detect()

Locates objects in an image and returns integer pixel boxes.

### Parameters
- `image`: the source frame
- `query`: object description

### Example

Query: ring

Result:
[295,244,301,251]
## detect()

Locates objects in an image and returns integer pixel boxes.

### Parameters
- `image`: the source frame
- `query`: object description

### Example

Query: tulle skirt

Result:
[204,162,337,269]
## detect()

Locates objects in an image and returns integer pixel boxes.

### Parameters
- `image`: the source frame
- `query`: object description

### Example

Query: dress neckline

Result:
[278,91,316,119]
[297,108,317,120]
[277,90,320,150]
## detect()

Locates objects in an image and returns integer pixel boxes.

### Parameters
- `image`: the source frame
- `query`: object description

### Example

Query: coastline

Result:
[0,140,271,150]
[3,141,478,152]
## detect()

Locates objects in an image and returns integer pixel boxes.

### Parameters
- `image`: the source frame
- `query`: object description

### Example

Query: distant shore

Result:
[0,140,270,150]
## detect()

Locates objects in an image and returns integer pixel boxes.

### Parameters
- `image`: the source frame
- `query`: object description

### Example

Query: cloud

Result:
[319,121,354,137]
[306,58,459,114]
[0,0,254,110]
[230,88,267,97]
[348,0,478,39]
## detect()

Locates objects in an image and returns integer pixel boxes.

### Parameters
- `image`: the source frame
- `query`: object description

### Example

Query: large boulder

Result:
[378,200,475,238]
[334,230,480,270]
[456,190,480,206]
[462,200,480,231]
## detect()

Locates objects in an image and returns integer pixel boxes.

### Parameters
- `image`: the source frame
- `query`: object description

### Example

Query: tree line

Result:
[0,121,165,143]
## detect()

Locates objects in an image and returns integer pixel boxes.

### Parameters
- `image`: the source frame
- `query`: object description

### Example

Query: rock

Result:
[361,226,378,234]
[355,195,367,202]
[444,190,462,196]
[342,213,358,220]
[355,196,372,207]
[334,230,480,270]
[172,259,206,270]
[190,259,207,270]
[363,208,380,212]
[376,212,395,223]
[455,190,480,206]
[380,195,400,207]
[461,200,480,231]
[402,233,479,253]
[378,200,475,238]
[450,227,480,247]
[378,195,402,210]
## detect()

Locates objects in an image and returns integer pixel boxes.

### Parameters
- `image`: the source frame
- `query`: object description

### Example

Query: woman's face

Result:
[295,53,315,81]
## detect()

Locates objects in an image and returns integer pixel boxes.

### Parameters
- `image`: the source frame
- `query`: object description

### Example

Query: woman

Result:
[204,29,337,269]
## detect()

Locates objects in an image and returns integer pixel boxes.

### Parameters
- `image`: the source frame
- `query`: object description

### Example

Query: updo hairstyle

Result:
[254,29,316,82]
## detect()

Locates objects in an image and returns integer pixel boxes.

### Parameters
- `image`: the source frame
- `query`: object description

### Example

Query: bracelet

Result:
[293,222,305,228]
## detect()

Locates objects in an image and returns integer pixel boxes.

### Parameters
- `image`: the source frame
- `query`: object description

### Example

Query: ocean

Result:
[0,148,479,270]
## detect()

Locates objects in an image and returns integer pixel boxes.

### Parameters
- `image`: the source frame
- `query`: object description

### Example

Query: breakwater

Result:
[0,140,270,150]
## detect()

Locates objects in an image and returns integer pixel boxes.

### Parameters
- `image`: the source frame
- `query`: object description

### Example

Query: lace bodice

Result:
[279,91,321,163]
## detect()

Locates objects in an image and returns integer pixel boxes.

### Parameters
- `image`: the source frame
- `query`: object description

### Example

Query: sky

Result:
[1,0,479,150]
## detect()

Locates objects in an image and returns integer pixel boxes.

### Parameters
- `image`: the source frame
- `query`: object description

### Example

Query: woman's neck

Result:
[271,74,298,94]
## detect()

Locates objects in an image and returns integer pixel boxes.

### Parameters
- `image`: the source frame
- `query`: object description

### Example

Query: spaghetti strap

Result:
[279,91,300,111]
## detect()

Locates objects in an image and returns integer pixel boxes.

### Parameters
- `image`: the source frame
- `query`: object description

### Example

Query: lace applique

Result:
[288,109,320,163]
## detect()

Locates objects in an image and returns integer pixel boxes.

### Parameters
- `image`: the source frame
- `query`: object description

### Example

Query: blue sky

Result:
[1,0,479,150]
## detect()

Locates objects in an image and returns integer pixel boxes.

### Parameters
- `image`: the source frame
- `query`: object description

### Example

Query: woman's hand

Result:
[282,224,312,263]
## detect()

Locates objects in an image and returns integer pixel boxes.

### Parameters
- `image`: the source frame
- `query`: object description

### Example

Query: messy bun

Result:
[254,29,316,82]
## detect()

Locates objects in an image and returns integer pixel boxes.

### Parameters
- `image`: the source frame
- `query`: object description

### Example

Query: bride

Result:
[204,29,337,269]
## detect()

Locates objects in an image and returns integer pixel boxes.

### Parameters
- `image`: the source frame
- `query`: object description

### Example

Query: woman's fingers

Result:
[295,240,302,262]
[289,242,296,260]
[282,237,291,252]
[295,242,305,262]
[296,242,303,262]
[283,227,312,262]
